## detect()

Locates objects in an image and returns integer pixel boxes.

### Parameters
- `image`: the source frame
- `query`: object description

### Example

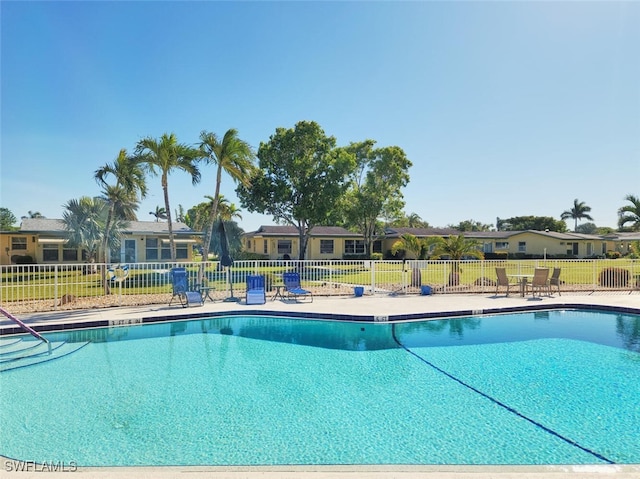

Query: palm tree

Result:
[23,211,44,219]
[198,129,255,264]
[149,206,167,222]
[135,133,201,261]
[428,235,484,286]
[95,149,147,264]
[618,194,640,231]
[561,199,594,232]
[390,233,427,259]
[61,197,108,262]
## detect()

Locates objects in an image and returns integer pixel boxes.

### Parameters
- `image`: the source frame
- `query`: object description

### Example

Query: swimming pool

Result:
[1,309,639,466]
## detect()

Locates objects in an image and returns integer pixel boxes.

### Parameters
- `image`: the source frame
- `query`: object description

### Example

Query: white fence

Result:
[1,259,639,313]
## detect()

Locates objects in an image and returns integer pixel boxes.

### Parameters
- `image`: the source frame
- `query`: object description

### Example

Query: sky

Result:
[1,1,639,233]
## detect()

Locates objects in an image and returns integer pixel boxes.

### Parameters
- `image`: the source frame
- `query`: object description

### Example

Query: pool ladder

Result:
[0,306,51,355]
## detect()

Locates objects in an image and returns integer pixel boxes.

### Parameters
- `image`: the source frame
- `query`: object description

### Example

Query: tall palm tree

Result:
[561,199,594,232]
[198,129,255,264]
[135,133,201,262]
[62,197,109,262]
[428,235,484,286]
[95,149,147,264]
[618,194,640,231]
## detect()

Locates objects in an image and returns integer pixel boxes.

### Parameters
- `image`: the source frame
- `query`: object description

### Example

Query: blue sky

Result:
[2,1,639,232]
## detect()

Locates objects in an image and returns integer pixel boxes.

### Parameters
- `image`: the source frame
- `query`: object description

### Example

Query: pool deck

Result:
[2,290,640,479]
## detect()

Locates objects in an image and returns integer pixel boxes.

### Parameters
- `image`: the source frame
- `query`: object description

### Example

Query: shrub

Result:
[370,253,383,261]
[598,267,630,288]
[14,255,35,264]
[605,251,622,259]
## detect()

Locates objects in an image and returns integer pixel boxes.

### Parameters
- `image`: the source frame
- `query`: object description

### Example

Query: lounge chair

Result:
[526,268,550,297]
[495,267,517,296]
[246,274,266,305]
[283,272,313,302]
[547,267,561,296]
[169,267,204,307]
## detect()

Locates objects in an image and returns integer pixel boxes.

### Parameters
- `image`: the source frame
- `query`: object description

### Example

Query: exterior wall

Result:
[505,233,604,258]
[0,232,195,265]
[1,233,39,265]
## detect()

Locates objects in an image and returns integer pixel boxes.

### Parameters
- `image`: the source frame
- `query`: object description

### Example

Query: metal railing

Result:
[0,306,52,353]
[1,259,638,313]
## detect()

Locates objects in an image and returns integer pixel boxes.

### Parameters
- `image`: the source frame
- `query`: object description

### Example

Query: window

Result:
[146,238,159,260]
[372,240,382,254]
[11,237,27,250]
[344,239,365,255]
[175,244,188,260]
[518,241,526,253]
[62,248,78,261]
[320,239,334,254]
[495,242,509,250]
[586,243,593,256]
[567,242,578,256]
[42,244,59,262]
[482,242,493,253]
[277,240,292,255]
[263,239,268,254]
[247,240,252,250]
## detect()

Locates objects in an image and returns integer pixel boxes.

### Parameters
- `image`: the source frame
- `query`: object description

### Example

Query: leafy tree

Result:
[0,208,18,230]
[561,198,594,232]
[427,235,484,286]
[149,206,167,221]
[198,129,255,267]
[339,140,412,257]
[187,195,242,254]
[449,219,493,232]
[497,216,567,232]
[618,194,640,231]
[386,212,429,228]
[135,133,201,261]
[237,121,355,260]
[575,222,598,234]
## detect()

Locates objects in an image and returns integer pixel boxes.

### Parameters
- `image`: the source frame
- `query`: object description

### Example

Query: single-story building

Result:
[0,218,200,265]
[242,225,375,260]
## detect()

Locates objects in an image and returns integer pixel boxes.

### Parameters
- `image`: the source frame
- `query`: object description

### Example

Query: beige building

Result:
[242,225,370,260]
[1,218,199,265]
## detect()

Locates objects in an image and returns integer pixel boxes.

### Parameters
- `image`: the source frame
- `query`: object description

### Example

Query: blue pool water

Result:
[1,310,639,466]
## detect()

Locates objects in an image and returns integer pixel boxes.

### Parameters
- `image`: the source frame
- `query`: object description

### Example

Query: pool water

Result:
[1,310,639,466]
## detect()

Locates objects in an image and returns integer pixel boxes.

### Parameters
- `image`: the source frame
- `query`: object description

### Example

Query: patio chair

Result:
[283,272,313,302]
[526,268,550,297]
[169,267,204,307]
[495,267,517,297]
[246,274,266,305]
[547,267,561,296]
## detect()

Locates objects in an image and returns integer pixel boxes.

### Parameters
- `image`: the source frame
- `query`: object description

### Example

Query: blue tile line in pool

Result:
[390,322,616,465]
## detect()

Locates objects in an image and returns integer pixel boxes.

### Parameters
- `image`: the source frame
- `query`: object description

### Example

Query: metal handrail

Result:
[0,307,51,354]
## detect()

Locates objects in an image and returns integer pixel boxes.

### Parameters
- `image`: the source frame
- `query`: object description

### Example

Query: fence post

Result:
[53,264,59,311]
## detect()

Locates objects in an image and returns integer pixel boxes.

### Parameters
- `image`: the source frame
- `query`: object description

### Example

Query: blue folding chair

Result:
[169,267,203,307]
[283,272,313,302]
[246,274,266,305]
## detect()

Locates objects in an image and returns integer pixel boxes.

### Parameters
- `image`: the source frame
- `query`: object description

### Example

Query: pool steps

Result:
[0,337,89,372]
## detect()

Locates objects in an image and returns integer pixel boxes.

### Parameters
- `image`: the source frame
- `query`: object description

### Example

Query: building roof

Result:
[245,225,361,238]
[384,227,460,237]
[18,218,197,236]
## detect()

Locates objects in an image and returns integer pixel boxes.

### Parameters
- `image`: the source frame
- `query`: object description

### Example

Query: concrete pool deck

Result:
[1,291,640,479]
